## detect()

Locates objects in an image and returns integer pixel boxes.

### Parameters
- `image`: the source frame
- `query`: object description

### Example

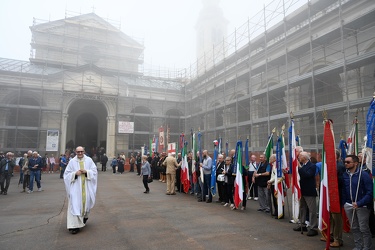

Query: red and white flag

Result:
[290,120,301,222]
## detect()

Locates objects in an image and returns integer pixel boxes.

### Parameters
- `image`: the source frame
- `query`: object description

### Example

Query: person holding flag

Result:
[222,156,235,209]
[293,151,318,236]
[215,154,226,203]
[267,154,284,219]
[247,154,259,201]
[233,141,246,210]
[200,150,213,203]
[342,154,373,250]
[253,154,271,213]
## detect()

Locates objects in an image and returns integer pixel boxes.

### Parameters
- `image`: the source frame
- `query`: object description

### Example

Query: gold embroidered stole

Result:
[79,160,86,216]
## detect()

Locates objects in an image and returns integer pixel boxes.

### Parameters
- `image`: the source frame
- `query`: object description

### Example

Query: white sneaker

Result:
[230,204,236,210]
[223,203,229,207]
[254,197,259,201]
[247,197,253,200]
[37,188,43,192]
[27,190,33,194]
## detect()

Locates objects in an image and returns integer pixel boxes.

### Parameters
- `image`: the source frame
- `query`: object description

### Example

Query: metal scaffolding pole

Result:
[308,0,319,151]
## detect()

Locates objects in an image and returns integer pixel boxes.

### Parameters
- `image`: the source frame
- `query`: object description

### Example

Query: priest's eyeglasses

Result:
[76,151,84,153]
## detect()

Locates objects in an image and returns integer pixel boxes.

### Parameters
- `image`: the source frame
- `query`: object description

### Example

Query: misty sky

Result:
[0,0,306,69]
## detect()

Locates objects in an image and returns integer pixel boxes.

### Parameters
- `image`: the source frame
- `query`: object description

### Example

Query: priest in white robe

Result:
[64,146,98,234]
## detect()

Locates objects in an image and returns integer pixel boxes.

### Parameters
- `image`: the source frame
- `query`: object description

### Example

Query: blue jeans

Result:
[49,163,54,172]
[203,174,212,201]
[29,170,41,191]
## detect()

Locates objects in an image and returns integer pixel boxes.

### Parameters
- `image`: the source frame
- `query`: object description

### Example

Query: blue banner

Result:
[211,144,218,196]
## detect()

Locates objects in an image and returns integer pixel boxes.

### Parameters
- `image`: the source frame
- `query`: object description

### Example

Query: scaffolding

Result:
[185,0,375,153]
[0,12,185,156]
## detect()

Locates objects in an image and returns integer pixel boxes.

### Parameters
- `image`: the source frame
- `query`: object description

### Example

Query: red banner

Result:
[323,120,340,213]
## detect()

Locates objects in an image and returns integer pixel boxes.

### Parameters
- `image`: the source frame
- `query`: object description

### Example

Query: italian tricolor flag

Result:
[234,141,243,209]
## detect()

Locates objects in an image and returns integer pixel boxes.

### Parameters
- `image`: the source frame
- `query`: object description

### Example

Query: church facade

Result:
[0,0,374,157]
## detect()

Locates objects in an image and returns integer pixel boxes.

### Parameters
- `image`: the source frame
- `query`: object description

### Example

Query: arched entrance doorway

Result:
[66,99,108,156]
[75,113,98,149]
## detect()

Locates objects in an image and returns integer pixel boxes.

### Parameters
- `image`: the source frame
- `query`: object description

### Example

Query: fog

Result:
[0,0,306,69]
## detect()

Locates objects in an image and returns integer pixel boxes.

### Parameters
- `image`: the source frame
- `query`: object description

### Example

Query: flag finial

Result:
[290,111,294,119]
[323,110,328,121]
[373,91,375,98]
[272,127,276,133]
[281,124,285,131]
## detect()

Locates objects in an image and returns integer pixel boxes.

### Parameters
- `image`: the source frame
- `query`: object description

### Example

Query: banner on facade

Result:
[118,121,134,133]
[46,130,59,152]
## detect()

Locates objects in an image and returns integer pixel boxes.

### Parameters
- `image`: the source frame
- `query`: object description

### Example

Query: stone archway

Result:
[75,113,98,149]
[66,99,108,156]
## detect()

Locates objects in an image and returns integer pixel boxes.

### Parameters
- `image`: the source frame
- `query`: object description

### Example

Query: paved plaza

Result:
[0,170,372,250]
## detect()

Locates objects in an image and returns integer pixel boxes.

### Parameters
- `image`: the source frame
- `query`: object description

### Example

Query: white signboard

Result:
[118,121,134,133]
[46,130,59,151]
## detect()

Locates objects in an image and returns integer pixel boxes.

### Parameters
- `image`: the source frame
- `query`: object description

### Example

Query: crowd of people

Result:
[0,145,373,248]
[126,146,374,250]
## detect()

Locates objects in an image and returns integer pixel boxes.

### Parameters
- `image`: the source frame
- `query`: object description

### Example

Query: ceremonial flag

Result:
[365,96,375,209]
[149,138,152,156]
[245,138,250,167]
[159,127,164,152]
[339,138,347,163]
[167,143,176,156]
[326,121,339,213]
[276,129,287,218]
[155,136,159,154]
[264,130,274,162]
[296,134,300,146]
[289,119,300,222]
[347,116,359,155]
[234,141,244,209]
[319,143,331,249]
[198,131,204,182]
[211,140,219,196]
[225,140,229,157]
[151,135,156,157]
[192,130,197,184]
[181,139,190,194]
[218,137,222,155]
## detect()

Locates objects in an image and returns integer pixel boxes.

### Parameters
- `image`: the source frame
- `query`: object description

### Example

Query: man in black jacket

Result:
[293,151,318,236]
[254,154,271,213]
[215,154,225,203]
[0,152,16,195]
[101,153,108,172]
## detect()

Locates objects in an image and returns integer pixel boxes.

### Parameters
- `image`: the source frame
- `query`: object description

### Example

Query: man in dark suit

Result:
[215,154,225,203]
[0,152,16,195]
[293,151,318,236]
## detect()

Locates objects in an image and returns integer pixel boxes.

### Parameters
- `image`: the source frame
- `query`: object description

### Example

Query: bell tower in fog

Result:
[196,0,228,67]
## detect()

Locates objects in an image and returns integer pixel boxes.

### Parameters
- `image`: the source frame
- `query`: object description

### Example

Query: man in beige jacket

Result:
[163,152,181,195]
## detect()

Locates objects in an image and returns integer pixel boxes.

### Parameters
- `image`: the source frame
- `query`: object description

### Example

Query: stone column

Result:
[106,116,116,158]
[60,113,69,154]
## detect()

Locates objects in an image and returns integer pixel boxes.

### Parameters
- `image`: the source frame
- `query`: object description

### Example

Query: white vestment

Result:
[64,155,97,229]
